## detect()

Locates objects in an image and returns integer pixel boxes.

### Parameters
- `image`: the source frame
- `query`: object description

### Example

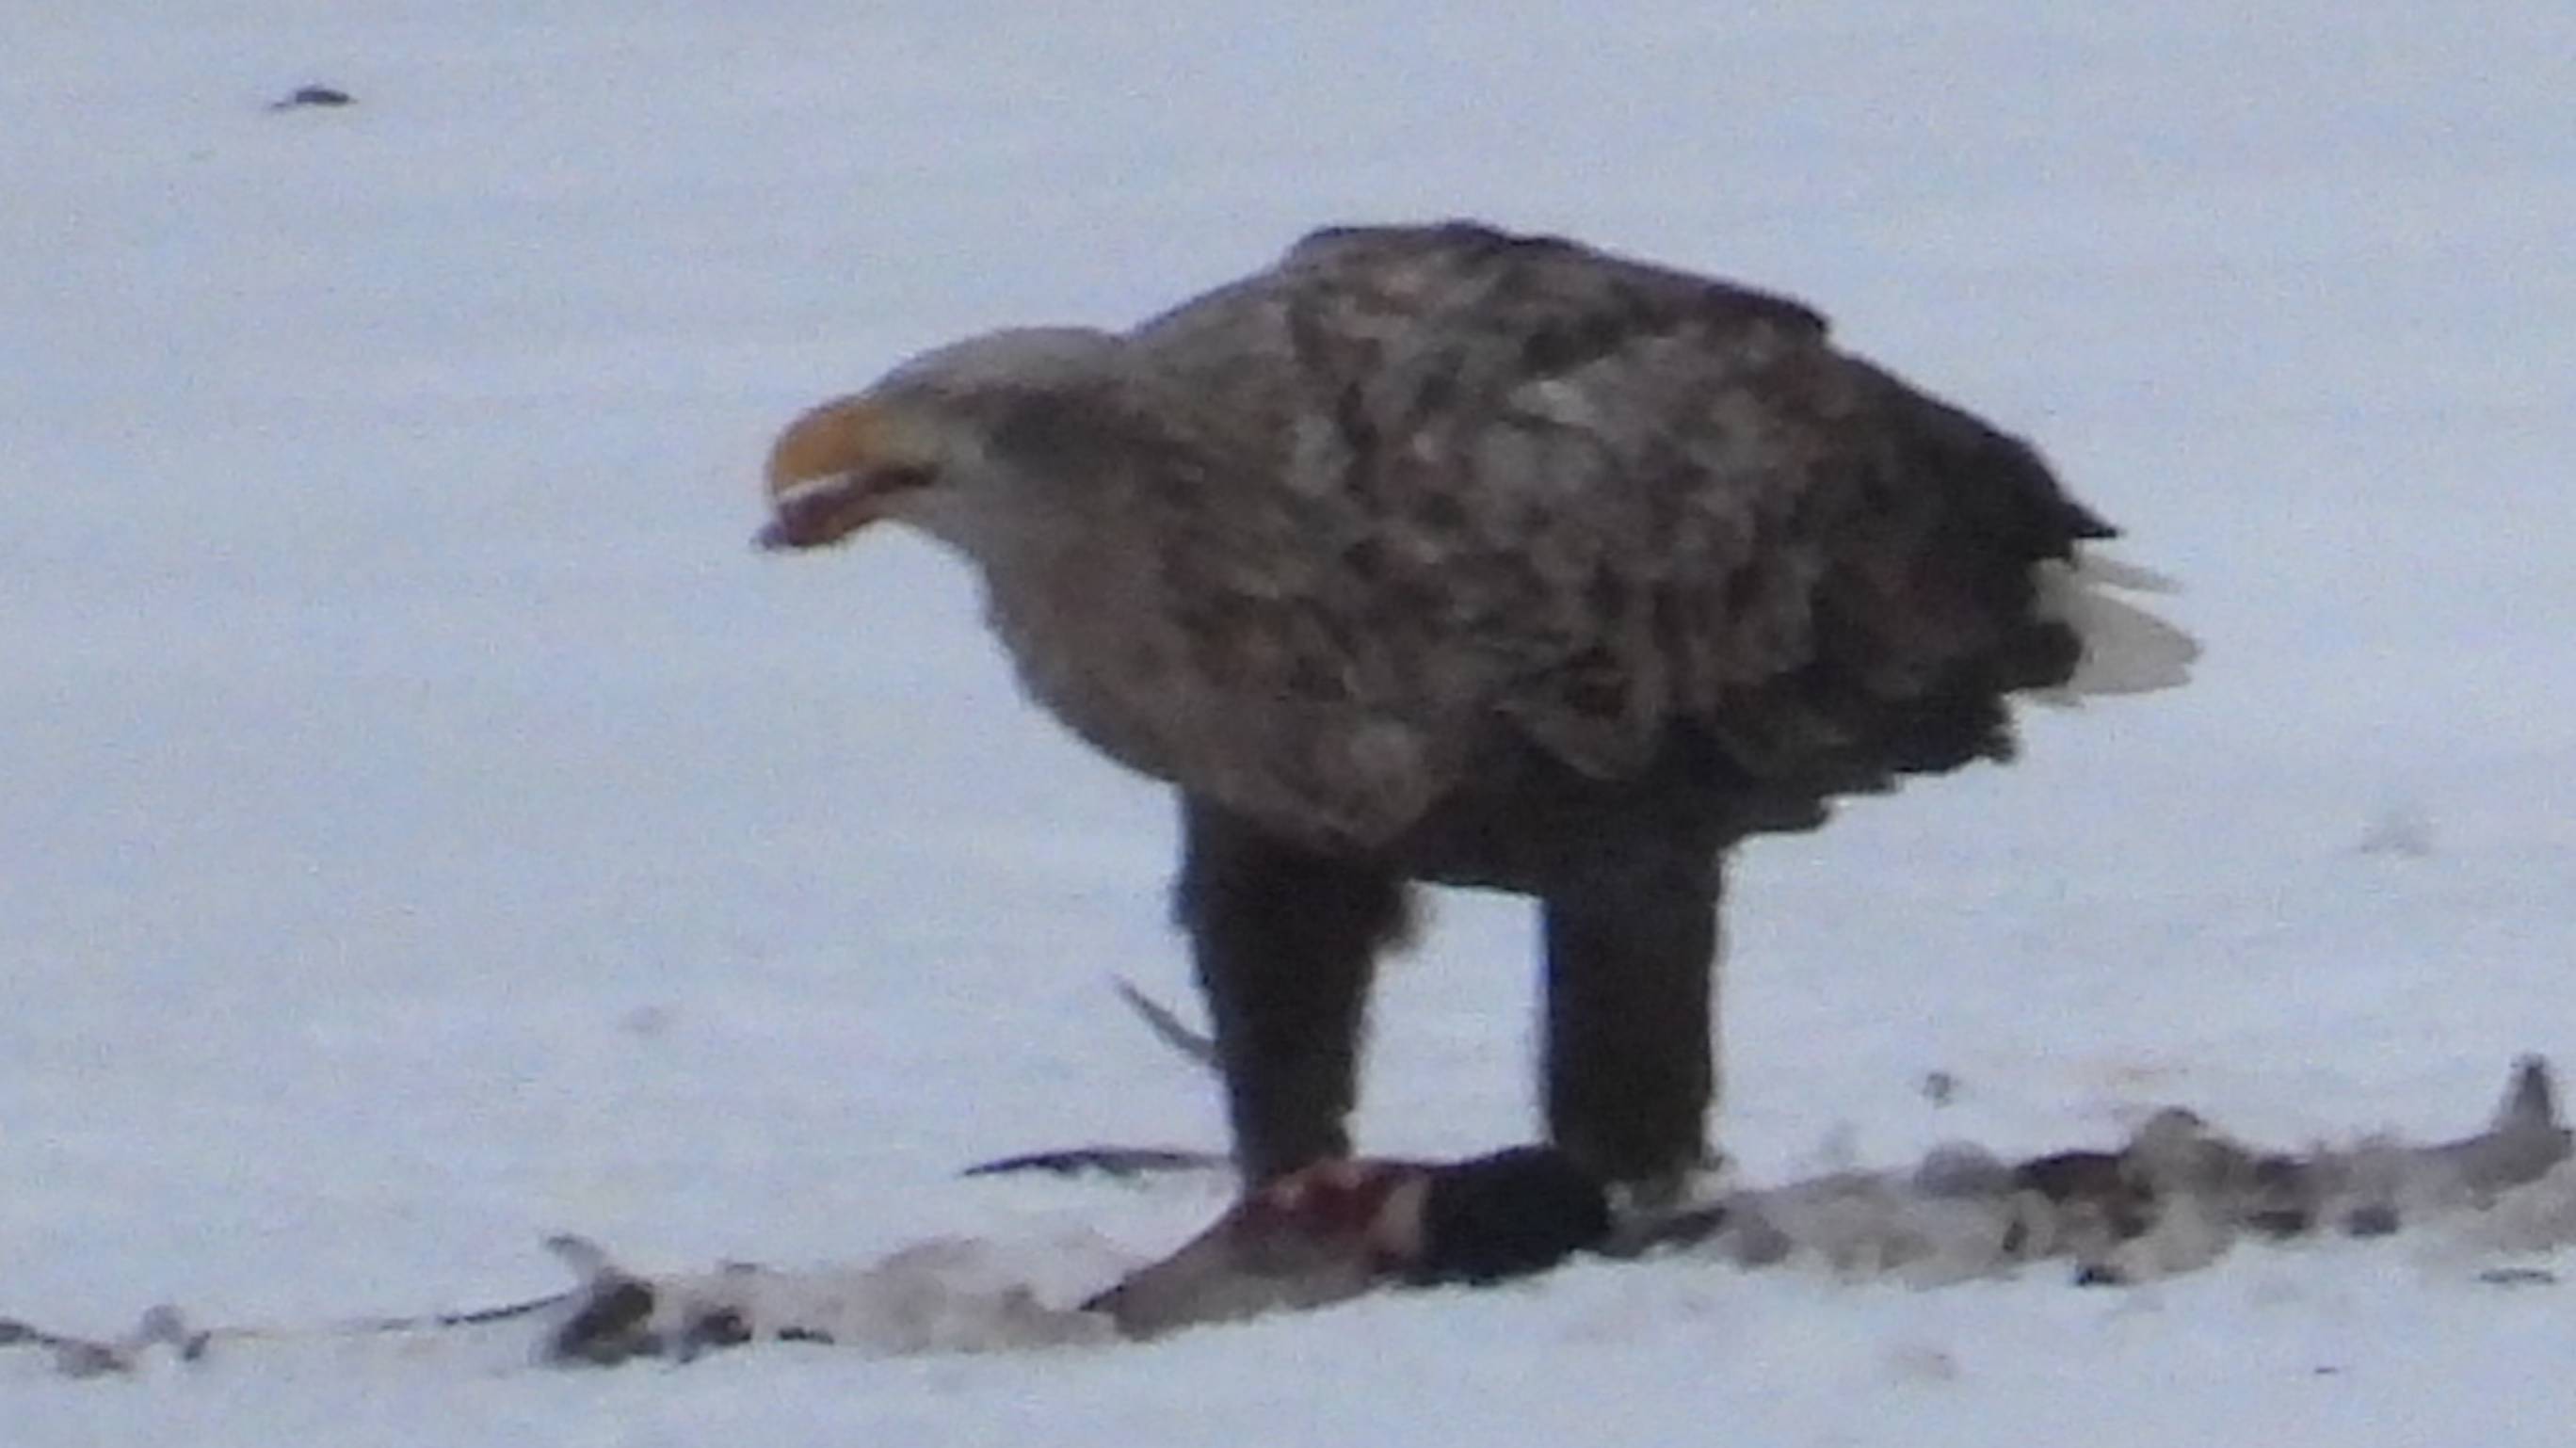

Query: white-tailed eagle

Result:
[758,222,2196,1199]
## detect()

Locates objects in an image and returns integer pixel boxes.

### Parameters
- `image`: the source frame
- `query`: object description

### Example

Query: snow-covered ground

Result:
[5,0,2571,1440]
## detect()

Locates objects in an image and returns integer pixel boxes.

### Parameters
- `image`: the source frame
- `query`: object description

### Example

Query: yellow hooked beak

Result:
[757,395,938,551]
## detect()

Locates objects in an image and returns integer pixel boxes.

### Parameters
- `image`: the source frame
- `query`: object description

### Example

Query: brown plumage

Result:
[761,221,2196,1196]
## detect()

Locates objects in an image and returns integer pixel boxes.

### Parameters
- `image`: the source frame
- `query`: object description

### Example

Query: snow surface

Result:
[4,0,2572,1440]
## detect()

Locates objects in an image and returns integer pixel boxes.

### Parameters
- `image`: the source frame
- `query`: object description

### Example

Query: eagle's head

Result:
[757,326,1142,554]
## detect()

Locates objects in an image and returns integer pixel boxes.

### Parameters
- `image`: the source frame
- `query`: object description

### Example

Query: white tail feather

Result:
[2028,551,2200,706]
[2060,553,2181,594]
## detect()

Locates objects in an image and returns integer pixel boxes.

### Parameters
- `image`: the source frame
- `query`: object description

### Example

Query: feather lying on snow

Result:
[1110,974,1220,1070]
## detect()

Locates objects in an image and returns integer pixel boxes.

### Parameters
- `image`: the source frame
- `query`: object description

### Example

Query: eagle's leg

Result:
[1540,852,1718,1198]
[1175,798,1410,1185]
